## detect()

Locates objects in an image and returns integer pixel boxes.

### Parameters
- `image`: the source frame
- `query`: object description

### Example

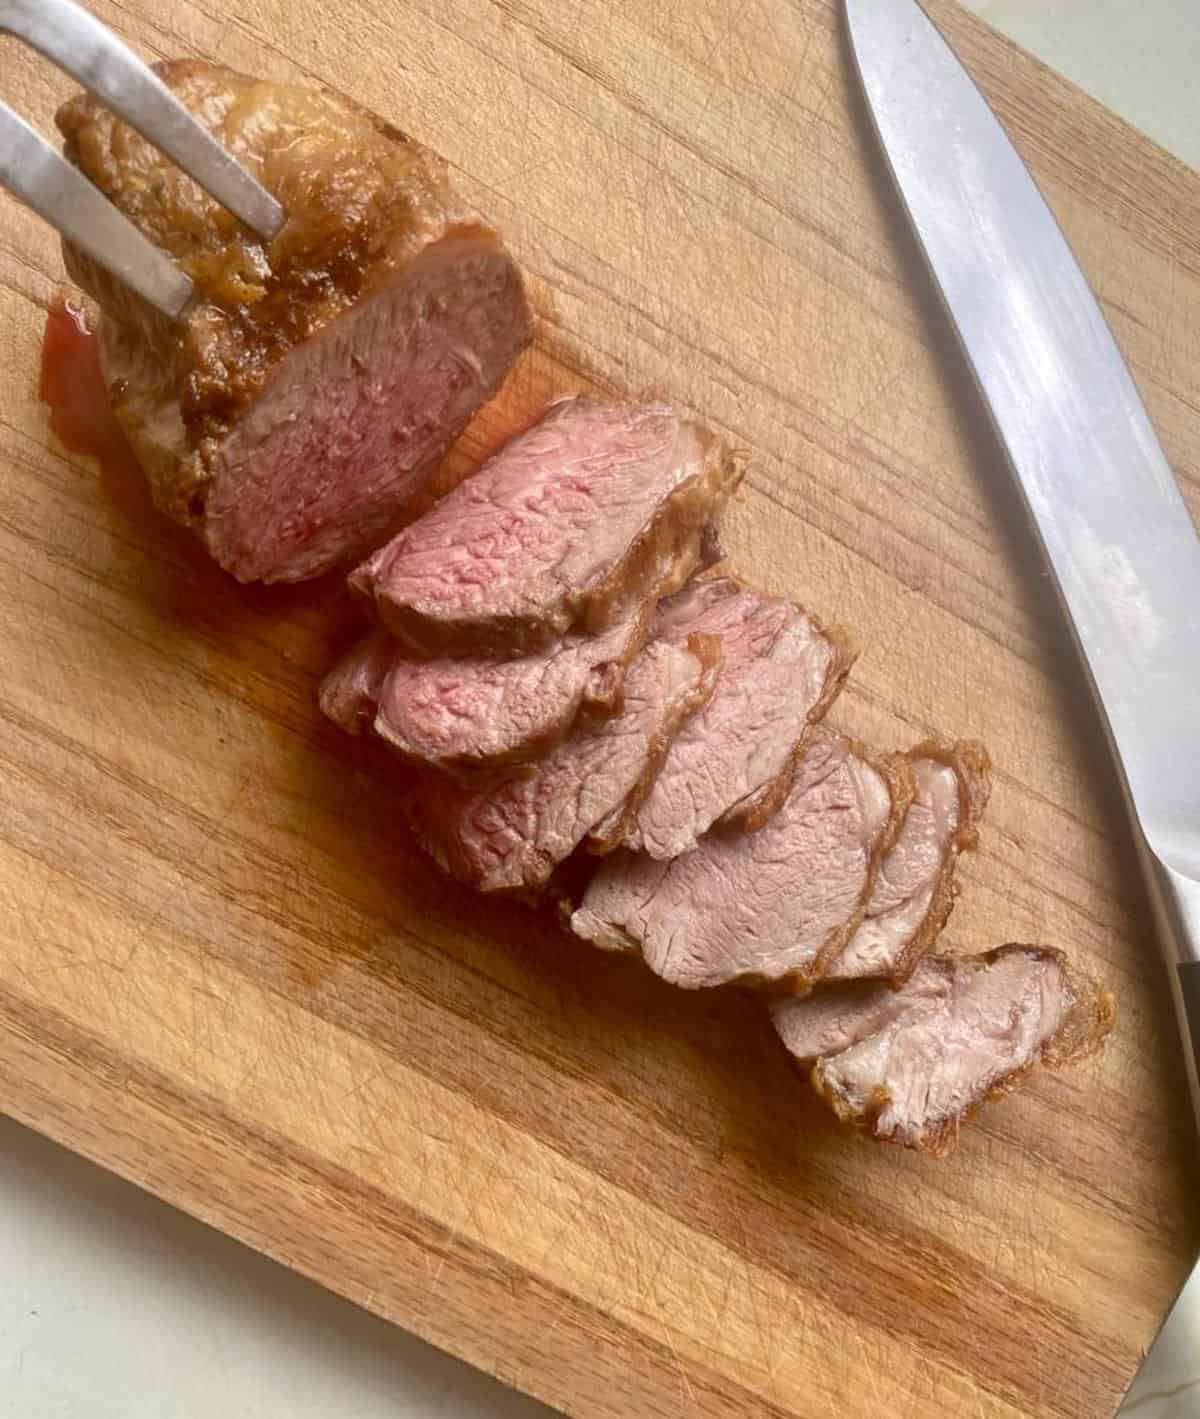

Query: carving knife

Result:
[842,1,1200,1405]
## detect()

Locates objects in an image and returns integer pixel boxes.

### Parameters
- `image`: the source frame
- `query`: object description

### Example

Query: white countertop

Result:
[3,5,1199,1418]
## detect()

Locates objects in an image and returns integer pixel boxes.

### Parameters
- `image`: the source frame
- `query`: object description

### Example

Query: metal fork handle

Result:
[0,0,284,318]
[0,102,193,316]
[1,0,283,239]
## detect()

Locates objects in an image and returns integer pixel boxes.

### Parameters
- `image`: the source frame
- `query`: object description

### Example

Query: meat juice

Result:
[39,296,136,477]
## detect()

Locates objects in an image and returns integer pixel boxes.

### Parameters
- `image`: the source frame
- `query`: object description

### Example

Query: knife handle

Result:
[1142,843,1200,1131]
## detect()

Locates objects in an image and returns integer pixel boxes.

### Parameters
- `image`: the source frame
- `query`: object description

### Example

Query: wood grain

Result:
[1,3,1198,1416]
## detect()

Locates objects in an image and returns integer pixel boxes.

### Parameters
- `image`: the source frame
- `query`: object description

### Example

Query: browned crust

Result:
[578,438,747,639]
[56,60,476,455]
[368,425,747,657]
[724,739,917,997]
[56,59,533,584]
[809,742,916,982]
[865,746,918,860]
[875,737,993,986]
[809,944,1116,1158]
[720,615,859,834]
[373,600,655,782]
[1035,945,1118,1069]
[586,632,724,855]
[404,633,723,898]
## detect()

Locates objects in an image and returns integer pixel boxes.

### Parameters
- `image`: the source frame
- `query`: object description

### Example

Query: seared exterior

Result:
[571,731,913,990]
[626,578,854,858]
[826,740,992,983]
[774,945,1114,1156]
[404,635,721,894]
[57,60,532,582]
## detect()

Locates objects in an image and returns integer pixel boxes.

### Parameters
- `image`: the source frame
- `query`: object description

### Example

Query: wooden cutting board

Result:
[2,2,1198,1415]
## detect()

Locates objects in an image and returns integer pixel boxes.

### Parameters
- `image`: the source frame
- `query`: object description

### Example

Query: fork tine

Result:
[0,0,284,240]
[0,100,193,317]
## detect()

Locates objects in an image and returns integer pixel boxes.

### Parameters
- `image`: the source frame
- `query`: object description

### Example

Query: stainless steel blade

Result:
[844,0,1200,1123]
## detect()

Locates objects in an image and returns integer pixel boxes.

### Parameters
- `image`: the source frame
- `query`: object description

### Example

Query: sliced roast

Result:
[773,946,1114,1156]
[57,61,533,583]
[405,635,721,894]
[825,741,992,983]
[350,398,744,656]
[626,579,854,858]
[318,628,396,736]
[375,601,649,772]
[319,602,650,772]
[571,731,913,989]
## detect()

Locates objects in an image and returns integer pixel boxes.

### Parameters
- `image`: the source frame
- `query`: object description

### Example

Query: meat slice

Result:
[318,602,649,772]
[772,946,1114,1156]
[317,627,396,736]
[825,741,992,983]
[405,636,721,894]
[57,61,533,584]
[376,601,649,773]
[626,579,854,858]
[350,398,744,655]
[571,731,913,990]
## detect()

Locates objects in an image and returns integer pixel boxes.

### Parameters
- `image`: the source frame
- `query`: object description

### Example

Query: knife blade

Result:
[843,7,1200,1405]
[843,0,1200,1124]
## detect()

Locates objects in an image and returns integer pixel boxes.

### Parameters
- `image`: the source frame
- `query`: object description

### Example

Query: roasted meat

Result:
[374,602,649,773]
[772,945,1114,1156]
[317,627,396,736]
[625,578,854,858]
[320,602,653,775]
[404,635,721,893]
[57,60,533,583]
[350,397,744,655]
[826,741,992,982]
[571,731,913,989]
